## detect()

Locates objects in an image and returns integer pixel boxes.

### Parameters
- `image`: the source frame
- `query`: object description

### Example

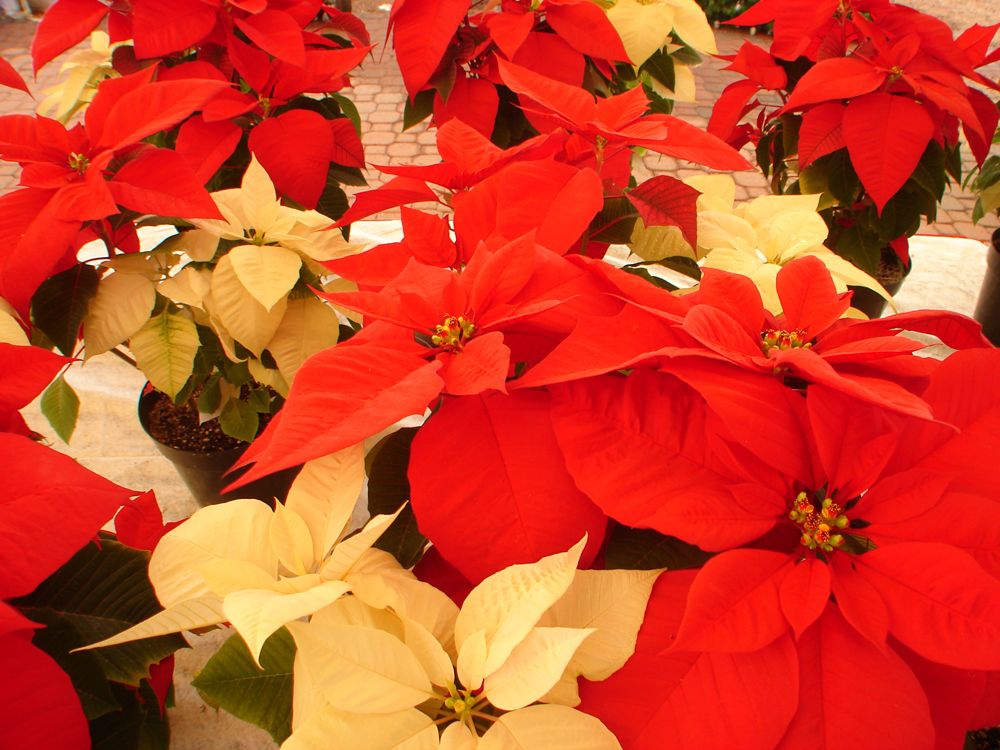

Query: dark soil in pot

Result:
[139,389,299,508]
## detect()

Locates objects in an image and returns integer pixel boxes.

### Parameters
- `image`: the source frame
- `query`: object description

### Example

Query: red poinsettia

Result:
[565,353,1000,748]
[233,231,614,484]
[0,68,226,314]
[0,433,136,749]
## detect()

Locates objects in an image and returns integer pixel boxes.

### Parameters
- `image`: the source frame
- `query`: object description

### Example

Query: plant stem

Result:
[109,346,138,368]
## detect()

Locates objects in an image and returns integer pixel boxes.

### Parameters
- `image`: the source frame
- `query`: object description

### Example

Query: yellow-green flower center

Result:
[789,492,849,552]
[67,151,89,174]
[761,328,812,354]
[432,315,476,351]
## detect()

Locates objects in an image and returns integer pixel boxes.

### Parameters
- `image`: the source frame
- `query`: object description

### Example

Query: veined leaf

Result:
[208,255,287,356]
[227,244,302,312]
[31,263,100,356]
[129,311,199,400]
[40,373,79,444]
[267,296,340,385]
[484,627,594,711]
[13,539,186,686]
[287,620,433,713]
[479,704,622,750]
[84,271,156,357]
[192,627,295,745]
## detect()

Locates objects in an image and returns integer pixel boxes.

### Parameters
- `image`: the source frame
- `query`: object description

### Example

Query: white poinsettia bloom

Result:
[628,174,892,314]
[37,31,122,122]
[282,539,659,750]
[82,446,424,665]
[606,0,717,66]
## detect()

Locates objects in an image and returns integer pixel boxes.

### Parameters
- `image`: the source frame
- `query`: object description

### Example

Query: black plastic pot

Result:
[973,228,1000,346]
[138,389,299,507]
[848,276,906,319]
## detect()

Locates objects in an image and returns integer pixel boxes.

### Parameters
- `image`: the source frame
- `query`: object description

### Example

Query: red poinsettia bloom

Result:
[233,231,615,484]
[557,352,1000,748]
[0,433,135,749]
[0,68,226,314]
[663,256,989,420]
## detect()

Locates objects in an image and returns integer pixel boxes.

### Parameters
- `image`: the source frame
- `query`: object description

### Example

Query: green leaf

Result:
[40,372,79,443]
[403,89,434,130]
[219,397,259,443]
[29,610,122,721]
[641,48,676,91]
[317,182,350,223]
[366,427,417,515]
[196,374,222,415]
[823,150,861,205]
[366,427,428,567]
[31,264,101,355]
[90,680,170,750]
[329,93,362,135]
[192,628,294,745]
[12,539,186,687]
[246,386,271,414]
[588,196,639,245]
[129,311,200,401]
[619,265,680,291]
[830,221,882,277]
[604,525,710,570]
[326,165,368,187]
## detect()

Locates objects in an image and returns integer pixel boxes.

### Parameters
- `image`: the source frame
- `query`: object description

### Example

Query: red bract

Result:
[233,232,609,484]
[388,0,629,134]
[0,69,226,314]
[568,359,1000,748]
[710,3,1000,214]
[665,256,989,419]
[0,433,135,749]
[0,342,70,436]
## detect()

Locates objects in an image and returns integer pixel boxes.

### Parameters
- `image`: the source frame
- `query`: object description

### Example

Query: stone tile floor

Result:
[2,3,998,747]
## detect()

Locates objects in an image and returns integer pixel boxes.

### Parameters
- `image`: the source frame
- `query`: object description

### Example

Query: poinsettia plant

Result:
[0,0,371,442]
[706,0,1000,278]
[389,0,718,144]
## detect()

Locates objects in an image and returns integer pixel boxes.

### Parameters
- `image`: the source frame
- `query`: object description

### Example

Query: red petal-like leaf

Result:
[334,177,438,227]
[775,255,851,337]
[581,573,800,750]
[113,491,180,552]
[545,0,630,62]
[639,114,752,170]
[550,371,774,550]
[329,118,365,168]
[0,343,70,416]
[627,175,700,247]
[797,102,846,169]
[110,148,223,219]
[439,332,511,395]
[249,109,334,208]
[235,10,307,66]
[784,57,885,110]
[391,0,470,95]
[0,634,89,750]
[409,390,607,582]
[131,0,218,59]
[486,11,534,58]
[231,347,444,485]
[433,74,500,138]
[175,116,242,183]
[902,648,988,750]
[843,93,934,213]
[0,433,133,598]
[857,543,1000,670]
[673,548,792,652]
[400,207,456,266]
[0,58,29,96]
[725,42,787,89]
[707,79,760,145]
[775,607,934,750]
[95,79,230,150]
[779,557,831,638]
[31,0,109,73]
[496,58,595,127]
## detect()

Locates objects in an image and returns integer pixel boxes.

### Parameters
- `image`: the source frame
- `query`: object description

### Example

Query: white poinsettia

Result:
[629,173,892,314]
[282,539,660,750]
[606,0,717,66]
[82,445,442,665]
[37,31,122,122]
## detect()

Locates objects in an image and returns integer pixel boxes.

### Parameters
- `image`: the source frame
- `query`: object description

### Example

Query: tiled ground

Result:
[1,1,997,239]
